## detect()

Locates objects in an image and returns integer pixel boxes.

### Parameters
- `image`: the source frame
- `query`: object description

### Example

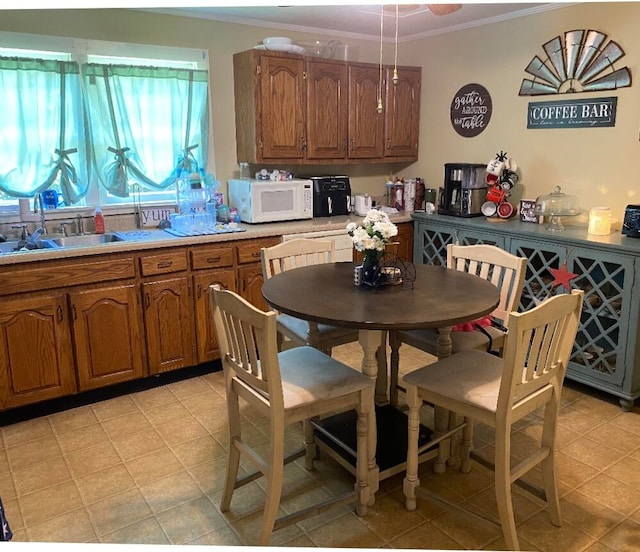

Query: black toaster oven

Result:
[622,205,640,238]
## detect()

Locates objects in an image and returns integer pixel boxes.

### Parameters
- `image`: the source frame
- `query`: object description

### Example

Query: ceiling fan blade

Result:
[427,4,463,16]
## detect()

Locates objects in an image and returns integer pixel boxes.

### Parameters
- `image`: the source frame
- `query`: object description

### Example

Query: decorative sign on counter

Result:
[450,83,492,138]
[527,97,617,129]
[141,207,175,228]
[519,200,540,223]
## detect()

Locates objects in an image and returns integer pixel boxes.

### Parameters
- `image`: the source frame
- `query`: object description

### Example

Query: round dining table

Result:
[261,262,500,494]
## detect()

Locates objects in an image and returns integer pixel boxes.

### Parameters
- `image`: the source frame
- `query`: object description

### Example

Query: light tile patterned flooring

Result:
[2,342,640,549]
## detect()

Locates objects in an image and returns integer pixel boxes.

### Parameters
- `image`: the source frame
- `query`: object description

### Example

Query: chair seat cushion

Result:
[277,314,357,345]
[278,346,373,410]
[400,325,506,354]
[403,349,504,414]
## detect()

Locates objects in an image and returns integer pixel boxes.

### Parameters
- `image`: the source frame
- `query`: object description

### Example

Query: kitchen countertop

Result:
[0,213,413,266]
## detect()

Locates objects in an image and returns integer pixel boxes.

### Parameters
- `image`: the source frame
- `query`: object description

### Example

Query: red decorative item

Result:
[550,263,578,290]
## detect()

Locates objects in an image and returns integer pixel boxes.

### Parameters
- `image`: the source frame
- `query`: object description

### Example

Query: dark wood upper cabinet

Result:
[306,59,348,161]
[384,66,421,159]
[348,63,385,160]
[233,49,421,165]
[258,54,306,161]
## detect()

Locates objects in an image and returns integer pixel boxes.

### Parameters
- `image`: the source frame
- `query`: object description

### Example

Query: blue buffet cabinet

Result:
[412,212,640,411]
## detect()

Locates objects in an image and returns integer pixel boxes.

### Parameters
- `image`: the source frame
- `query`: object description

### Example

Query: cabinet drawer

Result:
[237,237,281,265]
[0,256,135,295]
[139,251,188,276]
[190,245,234,270]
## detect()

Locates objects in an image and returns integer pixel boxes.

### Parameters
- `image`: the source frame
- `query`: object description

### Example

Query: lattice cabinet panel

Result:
[567,251,634,394]
[510,239,565,312]
[457,228,506,249]
[414,222,455,266]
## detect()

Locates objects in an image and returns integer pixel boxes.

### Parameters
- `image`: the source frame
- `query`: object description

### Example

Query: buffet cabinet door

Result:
[511,237,634,399]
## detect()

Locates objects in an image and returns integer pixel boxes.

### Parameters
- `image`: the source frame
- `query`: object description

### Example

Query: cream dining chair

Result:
[389,243,527,406]
[210,284,375,545]
[402,289,584,551]
[261,238,360,354]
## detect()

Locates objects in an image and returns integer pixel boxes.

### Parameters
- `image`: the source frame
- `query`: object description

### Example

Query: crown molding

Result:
[140,4,578,44]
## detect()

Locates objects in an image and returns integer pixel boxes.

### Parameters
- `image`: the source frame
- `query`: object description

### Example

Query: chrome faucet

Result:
[11,223,30,241]
[34,193,47,234]
[75,214,85,236]
[59,221,74,237]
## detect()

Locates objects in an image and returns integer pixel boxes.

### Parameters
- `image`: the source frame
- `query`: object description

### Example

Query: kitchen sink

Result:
[0,239,59,254]
[47,233,126,248]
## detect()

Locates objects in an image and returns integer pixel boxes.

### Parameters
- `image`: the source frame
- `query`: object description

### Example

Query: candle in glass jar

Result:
[587,207,611,235]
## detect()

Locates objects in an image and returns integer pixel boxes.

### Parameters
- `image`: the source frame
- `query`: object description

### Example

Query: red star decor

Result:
[550,263,578,290]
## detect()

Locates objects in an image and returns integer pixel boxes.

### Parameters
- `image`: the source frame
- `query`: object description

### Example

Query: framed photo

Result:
[520,200,539,223]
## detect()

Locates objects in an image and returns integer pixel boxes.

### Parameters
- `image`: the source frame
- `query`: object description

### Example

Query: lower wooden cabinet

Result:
[193,269,236,364]
[0,293,76,409]
[237,236,281,312]
[71,284,145,390]
[238,263,268,312]
[395,222,414,262]
[354,221,414,263]
[3,228,416,411]
[142,276,196,375]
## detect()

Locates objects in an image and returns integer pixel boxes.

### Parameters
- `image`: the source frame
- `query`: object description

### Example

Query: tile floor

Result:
[1,342,640,550]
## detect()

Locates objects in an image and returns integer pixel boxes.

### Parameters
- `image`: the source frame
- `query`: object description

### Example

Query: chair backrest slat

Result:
[211,285,282,406]
[262,239,336,281]
[447,244,527,326]
[499,289,583,411]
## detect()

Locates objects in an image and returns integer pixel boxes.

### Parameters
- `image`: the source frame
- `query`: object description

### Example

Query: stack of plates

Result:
[255,37,305,55]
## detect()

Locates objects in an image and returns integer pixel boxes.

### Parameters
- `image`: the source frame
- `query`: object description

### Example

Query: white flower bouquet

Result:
[346,209,398,267]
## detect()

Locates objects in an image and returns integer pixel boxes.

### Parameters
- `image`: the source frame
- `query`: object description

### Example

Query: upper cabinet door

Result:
[259,54,306,160]
[385,66,421,159]
[348,64,384,159]
[306,60,348,161]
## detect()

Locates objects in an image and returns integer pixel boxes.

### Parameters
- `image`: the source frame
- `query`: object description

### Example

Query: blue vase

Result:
[361,252,382,287]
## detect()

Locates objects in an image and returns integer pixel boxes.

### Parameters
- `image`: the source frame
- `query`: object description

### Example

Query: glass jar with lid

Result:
[534,186,581,232]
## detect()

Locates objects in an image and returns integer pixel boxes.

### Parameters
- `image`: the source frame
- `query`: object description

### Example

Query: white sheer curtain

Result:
[0,57,90,203]
[83,63,209,198]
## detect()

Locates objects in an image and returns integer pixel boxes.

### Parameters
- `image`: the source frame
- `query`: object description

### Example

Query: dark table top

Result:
[262,262,500,331]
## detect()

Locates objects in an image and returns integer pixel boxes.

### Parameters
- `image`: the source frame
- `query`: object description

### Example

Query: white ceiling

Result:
[143,3,570,43]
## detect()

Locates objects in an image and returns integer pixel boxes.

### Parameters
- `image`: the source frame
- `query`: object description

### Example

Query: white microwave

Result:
[228,179,313,223]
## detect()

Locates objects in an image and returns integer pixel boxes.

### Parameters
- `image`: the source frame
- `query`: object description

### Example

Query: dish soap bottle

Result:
[94,207,105,234]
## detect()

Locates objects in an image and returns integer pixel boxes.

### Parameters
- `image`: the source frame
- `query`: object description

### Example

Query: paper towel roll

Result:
[19,198,38,222]
[19,198,30,218]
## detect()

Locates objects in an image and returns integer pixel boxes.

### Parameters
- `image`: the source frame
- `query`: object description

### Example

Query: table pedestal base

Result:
[312,405,436,481]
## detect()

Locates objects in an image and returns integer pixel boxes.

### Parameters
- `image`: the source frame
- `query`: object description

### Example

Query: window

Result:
[0,32,210,211]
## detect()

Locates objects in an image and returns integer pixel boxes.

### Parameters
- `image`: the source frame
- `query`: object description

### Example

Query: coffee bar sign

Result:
[527,97,617,129]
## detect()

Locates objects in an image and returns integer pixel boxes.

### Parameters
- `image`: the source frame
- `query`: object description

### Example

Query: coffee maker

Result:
[438,163,487,217]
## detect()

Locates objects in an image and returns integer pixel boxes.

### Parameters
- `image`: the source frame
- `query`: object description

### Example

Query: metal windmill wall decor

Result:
[519,29,631,96]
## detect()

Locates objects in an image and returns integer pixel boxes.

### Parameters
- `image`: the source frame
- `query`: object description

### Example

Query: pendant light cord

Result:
[393,4,399,84]
[377,5,384,113]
